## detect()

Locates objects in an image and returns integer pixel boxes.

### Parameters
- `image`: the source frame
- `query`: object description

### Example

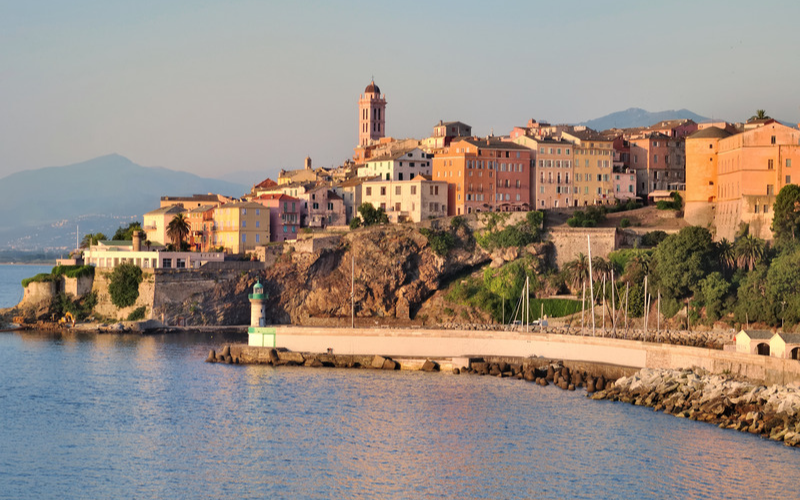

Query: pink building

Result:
[252,194,303,242]
[534,138,574,209]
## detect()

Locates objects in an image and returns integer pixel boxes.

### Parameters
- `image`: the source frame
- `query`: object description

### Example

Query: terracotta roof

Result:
[254,178,278,189]
[456,137,532,150]
[255,193,300,202]
[145,205,187,216]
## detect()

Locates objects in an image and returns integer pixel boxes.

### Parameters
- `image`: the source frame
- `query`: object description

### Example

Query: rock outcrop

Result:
[591,367,800,447]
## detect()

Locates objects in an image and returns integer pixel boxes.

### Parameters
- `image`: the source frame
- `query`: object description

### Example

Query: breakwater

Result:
[591,368,800,447]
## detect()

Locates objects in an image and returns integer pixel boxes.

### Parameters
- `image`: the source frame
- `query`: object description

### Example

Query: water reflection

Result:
[0,331,797,499]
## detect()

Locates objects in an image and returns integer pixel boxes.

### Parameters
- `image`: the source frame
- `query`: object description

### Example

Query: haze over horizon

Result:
[3,0,799,182]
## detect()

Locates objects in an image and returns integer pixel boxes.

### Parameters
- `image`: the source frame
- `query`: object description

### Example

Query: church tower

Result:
[358,80,387,146]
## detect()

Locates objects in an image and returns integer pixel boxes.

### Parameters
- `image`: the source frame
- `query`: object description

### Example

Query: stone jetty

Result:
[590,367,800,447]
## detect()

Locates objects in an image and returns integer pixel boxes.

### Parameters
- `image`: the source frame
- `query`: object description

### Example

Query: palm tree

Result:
[591,256,611,283]
[749,109,771,122]
[623,252,651,284]
[166,213,190,249]
[80,232,107,249]
[735,234,765,271]
[563,253,590,292]
[717,238,736,274]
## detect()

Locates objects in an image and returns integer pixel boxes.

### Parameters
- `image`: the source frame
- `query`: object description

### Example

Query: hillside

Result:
[580,108,710,130]
[0,154,248,251]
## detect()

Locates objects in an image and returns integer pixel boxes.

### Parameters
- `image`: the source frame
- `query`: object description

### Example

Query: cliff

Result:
[158,222,490,326]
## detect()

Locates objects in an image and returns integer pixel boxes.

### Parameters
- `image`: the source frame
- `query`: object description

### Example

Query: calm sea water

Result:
[0,264,52,309]
[0,329,798,500]
[0,266,798,499]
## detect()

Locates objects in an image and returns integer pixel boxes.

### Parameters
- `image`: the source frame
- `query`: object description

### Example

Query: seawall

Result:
[262,326,800,385]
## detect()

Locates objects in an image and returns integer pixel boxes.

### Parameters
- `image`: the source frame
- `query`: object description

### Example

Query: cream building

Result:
[143,205,186,246]
[212,201,271,254]
[357,147,432,181]
[361,176,448,223]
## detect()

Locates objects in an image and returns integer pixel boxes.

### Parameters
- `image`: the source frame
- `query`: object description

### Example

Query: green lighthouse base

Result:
[248,327,276,347]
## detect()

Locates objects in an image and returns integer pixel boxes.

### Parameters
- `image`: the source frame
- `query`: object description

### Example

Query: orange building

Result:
[432,137,533,215]
[684,122,800,240]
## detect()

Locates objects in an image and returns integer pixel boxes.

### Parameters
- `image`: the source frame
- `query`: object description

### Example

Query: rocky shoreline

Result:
[590,367,800,447]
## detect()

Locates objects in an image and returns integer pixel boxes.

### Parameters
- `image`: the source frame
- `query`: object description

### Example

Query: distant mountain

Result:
[0,154,247,251]
[580,108,710,131]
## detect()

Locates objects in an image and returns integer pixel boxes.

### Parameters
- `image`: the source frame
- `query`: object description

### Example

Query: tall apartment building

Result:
[212,201,271,254]
[361,176,448,222]
[562,130,615,206]
[629,133,685,197]
[532,138,573,209]
[432,137,532,216]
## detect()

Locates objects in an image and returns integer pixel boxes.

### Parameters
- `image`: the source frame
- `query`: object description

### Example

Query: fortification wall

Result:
[547,227,619,268]
[63,275,93,298]
[91,270,156,321]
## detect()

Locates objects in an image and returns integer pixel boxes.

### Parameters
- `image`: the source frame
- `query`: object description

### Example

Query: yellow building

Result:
[562,130,615,206]
[212,201,271,254]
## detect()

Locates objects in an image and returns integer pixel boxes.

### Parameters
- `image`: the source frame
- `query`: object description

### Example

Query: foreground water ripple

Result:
[0,330,798,499]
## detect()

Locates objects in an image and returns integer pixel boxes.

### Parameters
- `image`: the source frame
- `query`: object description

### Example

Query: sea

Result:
[0,264,798,499]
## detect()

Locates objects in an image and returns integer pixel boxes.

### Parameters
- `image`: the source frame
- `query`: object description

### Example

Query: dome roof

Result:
[364,80,380,94]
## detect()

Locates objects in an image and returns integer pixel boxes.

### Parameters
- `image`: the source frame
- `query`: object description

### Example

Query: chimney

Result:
[132,231,142,252]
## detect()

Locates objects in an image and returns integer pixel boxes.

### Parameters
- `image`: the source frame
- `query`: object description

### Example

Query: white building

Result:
[357,147,432,181]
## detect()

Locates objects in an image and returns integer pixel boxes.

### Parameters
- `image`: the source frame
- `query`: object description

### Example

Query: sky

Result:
[2,0,799,182]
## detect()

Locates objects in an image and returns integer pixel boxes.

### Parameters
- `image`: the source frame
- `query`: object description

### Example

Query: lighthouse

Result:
[247,279,276,347]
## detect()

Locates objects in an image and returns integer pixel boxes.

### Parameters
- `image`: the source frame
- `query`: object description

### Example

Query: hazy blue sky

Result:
[2,0,798,181]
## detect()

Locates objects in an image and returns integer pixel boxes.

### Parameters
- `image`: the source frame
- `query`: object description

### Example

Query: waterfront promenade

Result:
[271,326,800,385]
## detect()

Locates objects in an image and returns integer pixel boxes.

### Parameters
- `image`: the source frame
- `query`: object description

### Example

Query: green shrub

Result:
[127,306,147,321]
[420,227,455,256]
[476,211,543,250]
[619,218,631,228]
[108,263,143,309]
[443,307,455,316]
[21,273,57,288]
[640,230,668,247]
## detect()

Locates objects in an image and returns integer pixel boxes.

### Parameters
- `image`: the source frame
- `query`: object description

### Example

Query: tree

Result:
[716,238,736,275]
[772,184,800,243]
[698,272,730,322]
[166,213,190,248]
[591,256,612,283]
[652,226,718,300]
[112,222,142,241]
[734,234,765,271]
[108,262,143,309]
[749,109,771,121]
[357,203,389,226]
[563,253,590,292]
[80,233,107,249]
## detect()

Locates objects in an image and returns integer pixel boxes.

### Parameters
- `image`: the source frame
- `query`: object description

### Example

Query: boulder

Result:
[372,355,388,369]
[268,349,280,364]
[452,368,461,375]
[421,360,440,372]
[382,359,398,370]
[220,345,231,357]
[206,350,216,363]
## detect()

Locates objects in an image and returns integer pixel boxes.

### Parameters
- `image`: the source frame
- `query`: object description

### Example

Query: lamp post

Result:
[782,300,787,330]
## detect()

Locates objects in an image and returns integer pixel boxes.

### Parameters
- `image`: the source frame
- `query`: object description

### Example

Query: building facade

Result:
[212,201,271,253]
[361,176,448,223]
[357,147,432,181]
[358,80,387,147]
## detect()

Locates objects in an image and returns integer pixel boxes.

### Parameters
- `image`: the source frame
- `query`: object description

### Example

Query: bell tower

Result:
[358,80,386,147]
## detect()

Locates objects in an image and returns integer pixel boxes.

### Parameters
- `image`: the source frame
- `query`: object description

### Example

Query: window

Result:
[788,159,793,168]
[256,221,260,228]
[163,258,172,268]
[787,175,792,184]
[241,220,246,228]
[395,186,401,195]
[312,202,319,209]
[768,159,774,170]
[366,187,372,196]
[327,202,333,210]
[255,234,260,243]
[653,155,658,164]
[380,187,386,196]
[411,185,417,195]
[767,184,775,195]
[771,135,776,144]
[243,208,247,215]
[242,234,247,243]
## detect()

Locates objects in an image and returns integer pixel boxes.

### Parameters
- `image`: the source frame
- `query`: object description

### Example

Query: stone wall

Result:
[19,281,56,312]
[288,235,342,253]
[547,227,620,268]
[92,269,156,321]
[63,275,93,298]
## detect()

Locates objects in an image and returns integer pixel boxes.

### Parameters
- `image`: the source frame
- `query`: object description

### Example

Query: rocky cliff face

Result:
[162,223,490,326]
